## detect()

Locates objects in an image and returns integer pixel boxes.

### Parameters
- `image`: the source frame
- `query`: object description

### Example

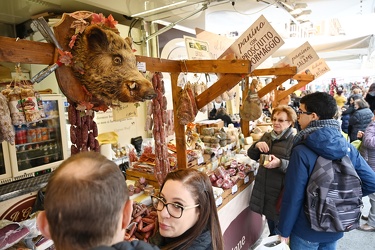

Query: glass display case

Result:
[0,142,12,184]
[3,94,68,182]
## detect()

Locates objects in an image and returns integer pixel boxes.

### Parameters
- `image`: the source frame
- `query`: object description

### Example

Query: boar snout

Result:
[143,89,157,100]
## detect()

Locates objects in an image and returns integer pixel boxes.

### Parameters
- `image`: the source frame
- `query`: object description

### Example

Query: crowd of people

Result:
[35,83,375,250]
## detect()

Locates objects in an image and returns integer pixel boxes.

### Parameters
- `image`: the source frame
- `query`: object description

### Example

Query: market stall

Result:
[0,28,315,248]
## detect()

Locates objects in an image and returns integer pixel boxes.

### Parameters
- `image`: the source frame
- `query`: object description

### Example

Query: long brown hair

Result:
[158,168,224,250]
[44,152,128,250]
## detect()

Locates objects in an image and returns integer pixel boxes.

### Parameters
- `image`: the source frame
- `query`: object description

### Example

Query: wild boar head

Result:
[71,25,156,105]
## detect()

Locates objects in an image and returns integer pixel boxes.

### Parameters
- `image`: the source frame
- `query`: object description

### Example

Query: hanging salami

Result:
[240,78,262,121]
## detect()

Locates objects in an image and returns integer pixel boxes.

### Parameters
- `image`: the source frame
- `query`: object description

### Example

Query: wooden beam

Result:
[136,55,180,73]
[195,74,244,110]
[276,76,315,101]
[251,66,297,77]
[170,72,188,169]
[0,36,55,65]
[257,75,292,98]
[183,59,251,74]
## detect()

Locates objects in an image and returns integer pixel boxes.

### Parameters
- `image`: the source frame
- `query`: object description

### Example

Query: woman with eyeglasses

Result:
[149,168,224,250]
[247,105,297,236]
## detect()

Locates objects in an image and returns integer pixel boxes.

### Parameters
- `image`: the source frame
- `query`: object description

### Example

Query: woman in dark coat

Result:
[247,105,297,235]
[348,98,374,142]
[341,94,362,134]
[365,83,375,112]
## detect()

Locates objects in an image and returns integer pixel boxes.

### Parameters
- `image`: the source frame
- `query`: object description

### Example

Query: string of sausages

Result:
[151,72,170,185]
[68,101,99,154]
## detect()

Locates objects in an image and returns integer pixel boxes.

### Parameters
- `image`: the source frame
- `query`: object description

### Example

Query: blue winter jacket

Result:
[276,127,375,243]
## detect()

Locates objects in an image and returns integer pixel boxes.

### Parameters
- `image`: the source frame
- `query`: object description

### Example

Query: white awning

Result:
[273,34,375,61]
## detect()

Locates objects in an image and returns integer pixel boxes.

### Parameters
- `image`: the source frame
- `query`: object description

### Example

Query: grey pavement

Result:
[337,196,374,250]
[249,196,374,250]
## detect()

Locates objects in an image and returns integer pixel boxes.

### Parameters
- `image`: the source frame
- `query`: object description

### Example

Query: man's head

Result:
[37,152,132,250]
[298,92,337,129]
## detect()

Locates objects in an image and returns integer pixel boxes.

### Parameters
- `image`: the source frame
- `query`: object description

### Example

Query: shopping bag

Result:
[254,235,290,250]
[351,139,362,150]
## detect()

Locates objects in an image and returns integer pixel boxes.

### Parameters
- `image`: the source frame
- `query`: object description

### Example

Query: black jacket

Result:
[247,127,295,221]
[91,241,160,250]
[149,229,212,250]
[365,91,375,112]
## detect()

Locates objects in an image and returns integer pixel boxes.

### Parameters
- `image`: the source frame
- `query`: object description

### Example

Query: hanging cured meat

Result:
[240,78,262,121]
[151,72,170,185]
[177,83,198,125]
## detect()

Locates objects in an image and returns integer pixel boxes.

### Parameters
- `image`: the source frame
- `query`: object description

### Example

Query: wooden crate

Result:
[217,172,255,210]
[196,119,224,134]
[126,169,160,188]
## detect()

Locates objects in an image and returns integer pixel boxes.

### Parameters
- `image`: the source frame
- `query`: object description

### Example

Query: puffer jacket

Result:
[348,107,374,142]
[359,121,375,169]
[91,241,160,250]
[276,127,375,243]
[248,127,294,221]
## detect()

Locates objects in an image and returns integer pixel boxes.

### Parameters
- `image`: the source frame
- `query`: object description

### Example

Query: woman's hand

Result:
[256,141,269,153]
[264,155,280,169]
[279,236,289,244]
[357,131,364,139]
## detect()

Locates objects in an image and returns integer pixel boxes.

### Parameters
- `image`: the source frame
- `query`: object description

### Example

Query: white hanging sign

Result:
[274,41,319,73]
[218,15,284,71]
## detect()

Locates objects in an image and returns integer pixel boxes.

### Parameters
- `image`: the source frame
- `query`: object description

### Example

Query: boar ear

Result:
[86,26,109,52]
[124,37,133,50]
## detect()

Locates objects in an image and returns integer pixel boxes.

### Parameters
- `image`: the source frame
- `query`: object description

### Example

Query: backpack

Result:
[304,155,363,232]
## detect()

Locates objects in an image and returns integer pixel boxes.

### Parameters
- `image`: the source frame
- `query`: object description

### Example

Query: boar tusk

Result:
[130,82,136,89]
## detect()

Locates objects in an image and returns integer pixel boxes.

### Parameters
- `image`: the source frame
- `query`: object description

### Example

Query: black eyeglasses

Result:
[272,118,289,123]
[296,110,313,116]
[151,195,199,219]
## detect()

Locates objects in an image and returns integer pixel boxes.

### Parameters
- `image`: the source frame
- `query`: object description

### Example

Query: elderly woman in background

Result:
[348,98,374,142]
[247,105,297,235]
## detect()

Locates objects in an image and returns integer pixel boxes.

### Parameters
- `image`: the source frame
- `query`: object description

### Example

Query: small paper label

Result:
[197,156,204,165]
[244,175,250,184]
[137,62,146,72]
[232,184,238,194]
[215,196,223,207]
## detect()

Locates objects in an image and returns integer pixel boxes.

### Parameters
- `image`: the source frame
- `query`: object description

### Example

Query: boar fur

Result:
[71,25,156,105]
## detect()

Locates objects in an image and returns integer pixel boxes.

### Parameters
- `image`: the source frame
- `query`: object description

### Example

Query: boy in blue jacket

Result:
[276,92,375,250]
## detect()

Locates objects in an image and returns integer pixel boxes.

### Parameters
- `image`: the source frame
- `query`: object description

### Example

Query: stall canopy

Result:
[272,34,375,62]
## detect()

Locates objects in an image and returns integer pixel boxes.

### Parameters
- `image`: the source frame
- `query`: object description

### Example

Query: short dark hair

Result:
[44,152,128,250]
[159,168,224,250]
[300,92,337,120]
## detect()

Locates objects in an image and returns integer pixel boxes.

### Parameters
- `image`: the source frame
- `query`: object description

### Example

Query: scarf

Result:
[270,127,290,141]
[293,119,341,145]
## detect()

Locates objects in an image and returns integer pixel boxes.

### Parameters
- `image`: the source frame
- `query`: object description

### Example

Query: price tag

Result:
[231,184,238,194]
[215,196,223,207]
[212,160,218,169]
[218,148,223,155]
[197,156,204,165]
[136,61,146,72]
[244,175,250,184]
